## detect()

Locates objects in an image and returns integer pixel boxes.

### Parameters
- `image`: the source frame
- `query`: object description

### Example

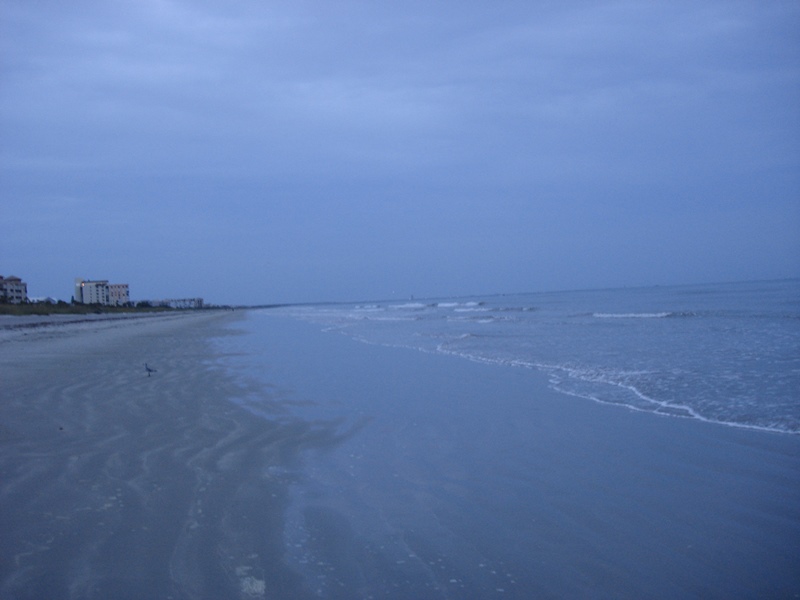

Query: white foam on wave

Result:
[446,315,500,323]
[389,302,428,310]
[431,344,796,434]
[593,312,671,319]
[364,316,421,322]
[537,363,795,433]
[436,301,483,310]
[541,363,701,417]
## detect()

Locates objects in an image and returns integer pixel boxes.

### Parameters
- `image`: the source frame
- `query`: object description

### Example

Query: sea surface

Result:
[207,279,800,598]
[267,279,800,434]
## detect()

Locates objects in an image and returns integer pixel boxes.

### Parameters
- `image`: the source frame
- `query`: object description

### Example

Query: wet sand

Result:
[1,311,799,599]
[0,312,343,599]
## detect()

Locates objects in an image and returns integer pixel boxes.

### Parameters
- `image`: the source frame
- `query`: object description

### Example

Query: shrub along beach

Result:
[0,302,201,317]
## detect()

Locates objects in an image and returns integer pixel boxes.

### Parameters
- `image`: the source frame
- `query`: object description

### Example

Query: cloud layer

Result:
[2,1,798,303]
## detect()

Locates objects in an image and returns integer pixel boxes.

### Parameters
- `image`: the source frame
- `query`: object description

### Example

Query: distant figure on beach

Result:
[145,363,157,377]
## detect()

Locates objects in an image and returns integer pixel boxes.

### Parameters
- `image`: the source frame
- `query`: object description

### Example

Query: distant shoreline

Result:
[0,309,237,347]
[0,310,188,330]
[0,302,213,317]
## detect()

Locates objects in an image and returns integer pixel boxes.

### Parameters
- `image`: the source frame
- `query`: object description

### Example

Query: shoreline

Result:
[542,371,798,436]
[0,310,226,335]
[0,310,238,354]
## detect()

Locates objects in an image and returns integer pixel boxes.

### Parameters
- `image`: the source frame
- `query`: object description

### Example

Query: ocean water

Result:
[209,279,800,598]
[269,279,800,434]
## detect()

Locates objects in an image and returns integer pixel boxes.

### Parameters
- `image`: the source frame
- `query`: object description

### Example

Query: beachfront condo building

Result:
[0,275,28,304]
[74,278,130,306]
[109,283,130,306]
[75,279,109,305]
[151,297,204,309]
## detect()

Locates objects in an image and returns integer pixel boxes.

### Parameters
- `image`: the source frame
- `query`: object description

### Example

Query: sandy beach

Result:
[1,311,798,599]
[0,312,327,599]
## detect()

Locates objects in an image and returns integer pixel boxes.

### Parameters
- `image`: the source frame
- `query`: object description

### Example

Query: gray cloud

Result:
[2,0,798,303]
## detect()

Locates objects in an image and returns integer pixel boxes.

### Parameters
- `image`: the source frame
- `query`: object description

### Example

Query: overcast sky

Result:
[2,1,798,304]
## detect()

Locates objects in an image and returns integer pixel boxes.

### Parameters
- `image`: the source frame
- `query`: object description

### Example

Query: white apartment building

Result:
[109,283,130,306]
[0,275,28,304]
[75,279,131,306]
[75,279,110,304]
[151,297,204,309]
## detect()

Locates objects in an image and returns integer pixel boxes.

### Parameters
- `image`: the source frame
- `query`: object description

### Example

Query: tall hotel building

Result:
[74,279,130,306]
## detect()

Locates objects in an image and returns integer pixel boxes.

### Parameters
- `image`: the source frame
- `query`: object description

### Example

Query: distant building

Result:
[0,275,28,304]
[75,279,110,304]
[151,298,204,309]
[74,279,131,306]
[109,283,130,306]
